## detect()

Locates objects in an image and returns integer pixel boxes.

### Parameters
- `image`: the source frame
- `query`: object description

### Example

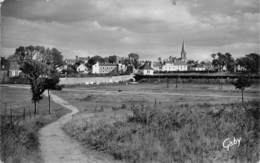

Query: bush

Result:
[64,101,260,163]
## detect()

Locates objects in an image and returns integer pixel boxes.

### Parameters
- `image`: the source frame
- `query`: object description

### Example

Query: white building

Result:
[56,65,68,73]
[152,62,162,71]
[9,59,22,77]
[77,63,88,73]
[138,63,154,75]
[92,62,100,74]
[162,61,188,72]
[118,63,127,73]
[190,66,206,71]
[92,62,117,74]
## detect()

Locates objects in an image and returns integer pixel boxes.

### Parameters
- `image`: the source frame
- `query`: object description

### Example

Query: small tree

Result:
[20,60,47,115]
[232,76,252,103]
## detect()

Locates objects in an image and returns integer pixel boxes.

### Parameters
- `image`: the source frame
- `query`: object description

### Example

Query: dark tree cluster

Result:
[236,53,260,74]
[10,46,63,67]
[211,52,235,72]
[211,52,259,73]
[0,57,9,70]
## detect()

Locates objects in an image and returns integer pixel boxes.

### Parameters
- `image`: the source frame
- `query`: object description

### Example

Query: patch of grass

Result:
[0,87,69,163]
[78,95,94,102]
[112,104,127,111]
[64,101,260,163]
[56,82,259,115]
[1,118,40,163]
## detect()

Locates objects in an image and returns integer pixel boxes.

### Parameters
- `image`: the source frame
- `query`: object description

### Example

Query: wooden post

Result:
[34,101,37,116]
[23,107,26,120]
[4,102,7,123]
[10,108,13,126]
[242,89,244,103]
[29,107,31,119]
[48,89,51,114]
[176,76,178,88]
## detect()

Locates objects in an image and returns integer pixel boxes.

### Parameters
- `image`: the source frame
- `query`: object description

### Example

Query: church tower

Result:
[181,41,187,62]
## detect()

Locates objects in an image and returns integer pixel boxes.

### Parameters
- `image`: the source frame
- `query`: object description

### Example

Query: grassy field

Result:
[0,86,69,163]
[58,83,259,163]
[55,82,259,112]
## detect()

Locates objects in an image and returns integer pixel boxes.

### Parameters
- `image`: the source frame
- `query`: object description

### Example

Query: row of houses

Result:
[57,61,128,75]
[151,61,209,72]
[92,62,127,74]
[138,61,210,76]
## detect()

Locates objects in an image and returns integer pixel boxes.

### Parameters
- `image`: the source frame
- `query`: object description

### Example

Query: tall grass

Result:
[0,117,42,163]
[64,101,259,163]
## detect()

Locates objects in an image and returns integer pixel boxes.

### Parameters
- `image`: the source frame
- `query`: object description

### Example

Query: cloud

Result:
[1,0,259,60]
[233,0,257,7]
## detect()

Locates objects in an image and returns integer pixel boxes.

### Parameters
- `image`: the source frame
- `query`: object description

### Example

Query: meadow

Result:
[59,82,260,163]
[0,86,69,163]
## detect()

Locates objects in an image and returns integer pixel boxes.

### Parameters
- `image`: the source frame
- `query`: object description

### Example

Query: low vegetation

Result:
[1,116,45,163]
[0,87,69,163]
[64,101,259,163]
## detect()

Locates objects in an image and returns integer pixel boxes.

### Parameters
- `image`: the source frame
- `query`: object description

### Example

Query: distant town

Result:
[0,41,259,83]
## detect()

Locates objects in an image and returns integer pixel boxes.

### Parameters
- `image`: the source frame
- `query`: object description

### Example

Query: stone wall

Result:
[59,75,134,85]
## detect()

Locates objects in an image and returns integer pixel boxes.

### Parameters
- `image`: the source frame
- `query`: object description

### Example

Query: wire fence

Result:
[0,101,37,126]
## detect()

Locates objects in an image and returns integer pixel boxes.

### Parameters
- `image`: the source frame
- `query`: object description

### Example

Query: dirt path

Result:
[39,92,121,163]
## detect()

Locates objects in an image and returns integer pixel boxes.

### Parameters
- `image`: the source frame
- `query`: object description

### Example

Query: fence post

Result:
[4,102,7,123]
[48,89,51,114]
[29,107,31,119]
[10,108,13,126]
[23,107,26,120]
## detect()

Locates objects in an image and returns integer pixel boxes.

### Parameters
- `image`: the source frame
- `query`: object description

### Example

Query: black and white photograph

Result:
[0,0,259,162]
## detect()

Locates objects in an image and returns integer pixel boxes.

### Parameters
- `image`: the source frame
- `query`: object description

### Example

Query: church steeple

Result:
[181,40,187,61]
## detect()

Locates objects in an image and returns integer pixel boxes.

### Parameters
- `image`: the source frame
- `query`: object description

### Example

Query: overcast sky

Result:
[1,0,259,61]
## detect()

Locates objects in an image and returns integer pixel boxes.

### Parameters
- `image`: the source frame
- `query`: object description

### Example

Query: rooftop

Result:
[139,63,153,70]
[99,63,117,66]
